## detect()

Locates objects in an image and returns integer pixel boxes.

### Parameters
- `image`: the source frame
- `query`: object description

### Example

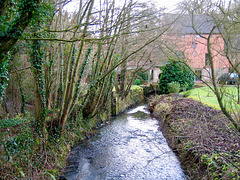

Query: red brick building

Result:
[163,14,230,82]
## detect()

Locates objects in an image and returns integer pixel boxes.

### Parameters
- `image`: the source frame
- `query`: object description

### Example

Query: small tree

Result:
[159,60,195,94]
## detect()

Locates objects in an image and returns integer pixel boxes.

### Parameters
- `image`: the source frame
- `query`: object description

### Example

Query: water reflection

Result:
[65,105,186,180]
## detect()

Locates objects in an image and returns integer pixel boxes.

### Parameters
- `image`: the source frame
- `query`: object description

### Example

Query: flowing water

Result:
[64,105,186,180]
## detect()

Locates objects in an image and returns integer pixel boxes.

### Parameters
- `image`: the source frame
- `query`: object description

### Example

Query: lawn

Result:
[185,85,240,111]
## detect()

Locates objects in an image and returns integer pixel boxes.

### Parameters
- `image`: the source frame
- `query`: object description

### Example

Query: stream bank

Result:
[58,87,145,179]
[149,94,240,179]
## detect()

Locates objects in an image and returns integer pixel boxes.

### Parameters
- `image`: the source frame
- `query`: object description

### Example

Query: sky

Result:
[64,0,182,13]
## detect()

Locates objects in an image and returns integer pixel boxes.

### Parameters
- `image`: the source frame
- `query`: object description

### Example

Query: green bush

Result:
[181,82,188,92]
[167,81,181,93]
[139,71,148,83]
[133,78,141,85]
[133,69,148,85]
[159,60,194,94]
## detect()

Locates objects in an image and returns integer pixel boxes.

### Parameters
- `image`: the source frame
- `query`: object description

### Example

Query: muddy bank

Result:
[149,94,240,179]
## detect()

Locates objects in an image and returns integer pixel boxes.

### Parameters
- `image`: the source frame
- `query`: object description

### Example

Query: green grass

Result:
[184,86,240,111]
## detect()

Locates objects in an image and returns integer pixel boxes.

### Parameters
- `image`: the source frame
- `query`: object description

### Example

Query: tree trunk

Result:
[30,37,47,137]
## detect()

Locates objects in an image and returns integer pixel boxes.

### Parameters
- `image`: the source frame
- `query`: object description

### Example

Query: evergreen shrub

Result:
[159,60,194,94]
[133,78,141,85]
[133,69,148,85]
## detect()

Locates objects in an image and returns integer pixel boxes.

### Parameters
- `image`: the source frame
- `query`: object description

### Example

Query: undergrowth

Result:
[150,94,240,179]
[0,110,108,179]
[0,86,143,179]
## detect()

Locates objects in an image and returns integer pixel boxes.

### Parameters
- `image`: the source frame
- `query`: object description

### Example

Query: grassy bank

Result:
[184,86,240,111]
[149,94,240,179]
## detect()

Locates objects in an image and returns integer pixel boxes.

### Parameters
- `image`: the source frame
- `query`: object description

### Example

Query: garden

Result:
[149,60,240,179]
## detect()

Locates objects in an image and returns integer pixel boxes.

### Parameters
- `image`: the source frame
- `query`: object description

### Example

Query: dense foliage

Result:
[133,69,148,85]
[159,60,194,94]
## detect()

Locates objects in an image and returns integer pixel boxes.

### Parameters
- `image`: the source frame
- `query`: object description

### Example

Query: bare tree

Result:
[1,0,172,137]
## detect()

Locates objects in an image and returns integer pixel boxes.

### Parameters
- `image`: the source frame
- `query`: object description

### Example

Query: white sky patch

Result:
[156,0,181,11]
[139,0,181,11]
[63,0,182,13]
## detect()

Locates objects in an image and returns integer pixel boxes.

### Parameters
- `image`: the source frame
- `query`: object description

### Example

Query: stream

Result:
[64,105,186,180]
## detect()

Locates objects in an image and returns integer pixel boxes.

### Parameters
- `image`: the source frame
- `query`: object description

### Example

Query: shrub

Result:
[153,102,172,118]
[133,69,148,85]
[137,69,148,84]
[181,82,188,92]
[133,78,141,85]
[159,60,195,94]
[167,81,181,93]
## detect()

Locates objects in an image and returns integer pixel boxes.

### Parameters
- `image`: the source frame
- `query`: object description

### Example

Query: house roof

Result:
[164,14,220,35]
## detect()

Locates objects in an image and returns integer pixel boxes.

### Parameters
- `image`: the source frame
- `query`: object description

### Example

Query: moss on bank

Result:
[149,94,240,179]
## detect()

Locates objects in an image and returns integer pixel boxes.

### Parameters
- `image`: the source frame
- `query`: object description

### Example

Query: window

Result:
[205,53,210,66]
[195,69,202,80]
